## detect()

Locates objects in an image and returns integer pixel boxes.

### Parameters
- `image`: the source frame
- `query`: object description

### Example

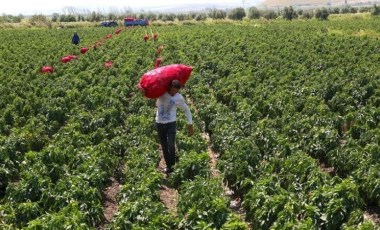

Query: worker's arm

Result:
[177,98,194,136]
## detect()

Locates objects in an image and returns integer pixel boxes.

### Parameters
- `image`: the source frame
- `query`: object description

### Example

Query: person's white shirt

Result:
[155,92,193,124]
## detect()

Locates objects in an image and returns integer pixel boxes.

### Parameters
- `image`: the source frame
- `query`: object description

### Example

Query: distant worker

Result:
[156,79,194,174]
[72,32,80,45]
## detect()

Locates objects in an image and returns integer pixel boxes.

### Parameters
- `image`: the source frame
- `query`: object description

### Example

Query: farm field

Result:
[0,17,380,229]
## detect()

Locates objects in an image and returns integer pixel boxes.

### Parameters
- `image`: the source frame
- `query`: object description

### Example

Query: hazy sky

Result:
[2,0,262,15]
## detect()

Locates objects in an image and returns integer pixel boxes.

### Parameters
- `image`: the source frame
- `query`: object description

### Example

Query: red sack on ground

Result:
[115,28,123,34]
[81,47,89,54]
[104,61,113,68]
[156,45,164,55]
[67,55,77,60]
[61,56,71,63]
[154,58,162,69]
[144,34,149,42]
[138,64,193,99]
[41,66,54,73]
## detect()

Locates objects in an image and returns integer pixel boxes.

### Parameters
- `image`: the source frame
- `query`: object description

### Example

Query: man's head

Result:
[169,79,182,95]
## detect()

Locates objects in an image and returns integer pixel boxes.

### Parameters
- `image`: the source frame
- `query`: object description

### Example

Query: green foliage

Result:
[178,176,230,229]
[25,201,89,229]
[316,8,330,20]
[247,7,261,19]
[221,213,249,229]
[169,151,210,187]
[283,6,298,20]
[228,8,246,20]
[372,4,380,16]
[1,18,380,229]
[208,8,227,20]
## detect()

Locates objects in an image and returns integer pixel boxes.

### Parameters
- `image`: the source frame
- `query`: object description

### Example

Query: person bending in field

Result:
[156,79,194,174]
[72,32,80,45]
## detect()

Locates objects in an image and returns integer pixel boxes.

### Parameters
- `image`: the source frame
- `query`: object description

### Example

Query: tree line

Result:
[2,4,380,24]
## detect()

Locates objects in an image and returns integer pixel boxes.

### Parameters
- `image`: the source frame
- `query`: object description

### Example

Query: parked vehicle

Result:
[124,17,149,27]
[100,21,118,27]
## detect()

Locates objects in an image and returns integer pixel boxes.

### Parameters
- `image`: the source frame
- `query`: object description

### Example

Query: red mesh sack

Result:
[61,56,71,63]
[138,64,193,99]
[67,55,77,60]
[41,66,54,73]
[81,47,89,54]
[104,61,113,68]
[154,58,162,69]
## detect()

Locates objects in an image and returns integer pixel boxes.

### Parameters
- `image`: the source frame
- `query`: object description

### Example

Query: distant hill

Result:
[260,0,375,8]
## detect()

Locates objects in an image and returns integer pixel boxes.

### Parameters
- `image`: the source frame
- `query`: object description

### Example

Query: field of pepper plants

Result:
[0,17,380,229]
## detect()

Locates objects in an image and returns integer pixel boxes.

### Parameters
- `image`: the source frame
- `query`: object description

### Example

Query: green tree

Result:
[340,7,350,14]
[302,10,314,19]
[247,7,261,19]
[145,12,157,21]
[208,8,227,19]
[51,13,59,22]
[228,7,246,20]
[66,15,76,22]
[195,13,207,21]
[315,8,329,20]
[283,6,297,20]
[263,10,277,20]
[176,13,188,21]
[107,13,117,21]
[372,4,380,15]
[29,14,48,23]
[331,7,340,14]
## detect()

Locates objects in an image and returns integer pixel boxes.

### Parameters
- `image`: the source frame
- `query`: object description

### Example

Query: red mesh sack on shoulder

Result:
[138,64,193,99]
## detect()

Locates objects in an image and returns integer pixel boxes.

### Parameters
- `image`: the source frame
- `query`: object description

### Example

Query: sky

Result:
[1,0,262,15]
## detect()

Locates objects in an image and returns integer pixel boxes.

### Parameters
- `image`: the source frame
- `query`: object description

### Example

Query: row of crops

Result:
[1,18,380,229]
[185,20,380,228]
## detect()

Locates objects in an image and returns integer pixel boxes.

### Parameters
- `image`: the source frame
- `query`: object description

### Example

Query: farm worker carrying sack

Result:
[72,32,80,45]
[155,79,194,174]
[138,64,194,174]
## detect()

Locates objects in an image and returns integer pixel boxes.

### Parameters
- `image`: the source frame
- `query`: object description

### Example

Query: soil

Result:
[319,162,336,176]
[157,150,179,215]
[188,97,251,227]
[97,177,122,229]
[364,206,380,226]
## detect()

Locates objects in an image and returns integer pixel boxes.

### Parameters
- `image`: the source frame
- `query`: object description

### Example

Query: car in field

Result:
[100,21,118,27]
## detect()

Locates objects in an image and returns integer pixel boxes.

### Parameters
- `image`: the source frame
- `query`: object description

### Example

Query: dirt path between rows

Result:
[158,150,179,216]
[188,97,250,227]
[97,177,122,229]
[364,206,380,227]
[201,130,250,223]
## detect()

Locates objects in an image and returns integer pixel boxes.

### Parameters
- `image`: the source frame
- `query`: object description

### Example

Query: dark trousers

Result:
[156,121,176,169]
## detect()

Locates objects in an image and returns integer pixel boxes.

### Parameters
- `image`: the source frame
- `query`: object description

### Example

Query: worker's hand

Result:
[188,124,194,136]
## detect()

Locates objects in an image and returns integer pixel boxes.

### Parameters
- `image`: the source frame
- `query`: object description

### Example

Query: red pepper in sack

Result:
[138,64,193,99]
[144,34,149,42]
[61,56,71,63]
[104,61,113,68]
[67,55,77,60]
[81,47,89,54]
[154,58,162,69]
[156,45,164,55]
[115,28,123,34]
[41,66,54,73]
